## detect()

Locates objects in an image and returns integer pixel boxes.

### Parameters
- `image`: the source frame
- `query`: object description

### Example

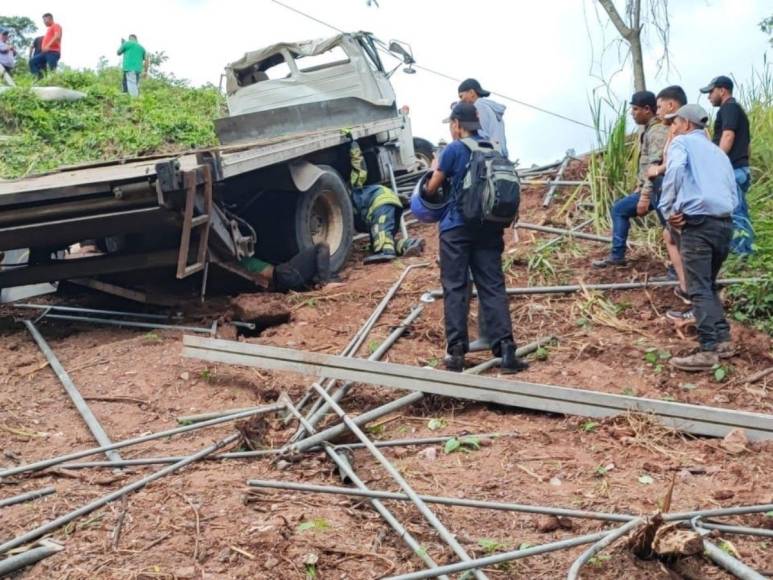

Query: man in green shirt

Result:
[117,34,148,97]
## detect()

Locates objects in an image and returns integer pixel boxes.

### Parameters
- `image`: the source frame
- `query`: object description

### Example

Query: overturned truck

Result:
[0,32,432,301]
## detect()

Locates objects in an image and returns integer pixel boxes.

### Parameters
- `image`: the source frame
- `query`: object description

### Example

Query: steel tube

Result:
[541,155,571,207]
[0,487,56,508]
[0,405,277,479]
[39,313,214,334]
[247,479,636,522]
[534,219,594,253]
[0,433,238,555]
[700,540,766,580]
[516,222,611,243]
[698,522,773,538]
[23,320,122,464]
[15,303,180,321]
[567,518,644,580]
[0,541,63,576]
[466,337,555,374]
[385,531,611,580]
[665,504,773,522]
[428,278,760,299]
[309,382,488,580]
[176,402,285,424]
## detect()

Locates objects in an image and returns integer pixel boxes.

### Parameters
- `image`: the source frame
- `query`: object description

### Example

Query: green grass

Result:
[0,66,224,178]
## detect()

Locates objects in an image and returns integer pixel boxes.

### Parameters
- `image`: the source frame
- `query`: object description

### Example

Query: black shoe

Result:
[591,256,626,268]
[673,286,692,305]
[499,340,529,374]
[443,344,465,372]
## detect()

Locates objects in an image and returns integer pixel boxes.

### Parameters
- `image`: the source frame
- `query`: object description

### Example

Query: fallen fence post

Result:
[23,320,123,464]
[0,404,283,479]
[0,433,239,555]
[0,486,56,508]
[176,401,285,424]
[541,154,571,207]
[566,518,644,580]
[516,222,611,243]
[0,540,63,576]
[246,479,637,523]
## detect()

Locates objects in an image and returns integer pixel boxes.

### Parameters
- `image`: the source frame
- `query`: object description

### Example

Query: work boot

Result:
[670,350,719,372]
[397,237,425,257]
[717,341,736,359]
[499,340,529,374]
[591,255,627,268]
[363,250,396,265]
[673,287,692,305]
[443,344,465,372]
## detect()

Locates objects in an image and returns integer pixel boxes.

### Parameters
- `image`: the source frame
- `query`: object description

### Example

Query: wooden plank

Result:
[181,337,773,441]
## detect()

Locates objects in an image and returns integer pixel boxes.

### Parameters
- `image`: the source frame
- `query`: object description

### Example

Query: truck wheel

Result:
[251,166,353,274]
[412,137,435,170]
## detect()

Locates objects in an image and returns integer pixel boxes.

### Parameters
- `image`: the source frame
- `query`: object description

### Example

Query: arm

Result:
[718,129,735,154]
[423,169,447,201]
[117,41,126,56]
[638,125,669,214]
[659,139,688,222]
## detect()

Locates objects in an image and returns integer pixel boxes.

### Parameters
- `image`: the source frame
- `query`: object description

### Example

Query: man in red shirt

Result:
[29,13,61,78]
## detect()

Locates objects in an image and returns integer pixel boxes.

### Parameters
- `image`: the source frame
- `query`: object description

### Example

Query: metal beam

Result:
[182,337,773,440]
[0,487,56,508]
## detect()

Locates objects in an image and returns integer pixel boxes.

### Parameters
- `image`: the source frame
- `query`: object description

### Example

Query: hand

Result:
[646,165,661,179]
[668,212,685,228]
[636,199,650,216]
[430,155,439,170]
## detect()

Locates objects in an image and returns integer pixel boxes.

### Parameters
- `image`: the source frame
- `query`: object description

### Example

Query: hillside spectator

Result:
[29,13,61,78]
[0,28,17,76]
[457,78,509,158]
[117,34,148,97]
[658,105,737,371]
[29,36,43,60]
[701,75,754,256]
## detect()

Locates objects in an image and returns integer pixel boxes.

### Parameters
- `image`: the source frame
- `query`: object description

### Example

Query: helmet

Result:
[409,171,448,223]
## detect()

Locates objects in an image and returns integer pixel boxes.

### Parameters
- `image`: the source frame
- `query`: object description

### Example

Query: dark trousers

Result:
[439,225,514,356]
[680,216,732,351]
[29,51,60,77]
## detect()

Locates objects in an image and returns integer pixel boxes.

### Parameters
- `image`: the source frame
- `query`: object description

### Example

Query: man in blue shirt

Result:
[414,102,527,373]
[659,104,738,372]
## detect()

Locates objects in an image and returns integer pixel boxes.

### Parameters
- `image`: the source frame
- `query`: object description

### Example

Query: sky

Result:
[11,0,772,165]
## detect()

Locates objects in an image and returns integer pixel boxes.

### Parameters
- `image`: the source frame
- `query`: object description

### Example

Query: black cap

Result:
[448,102,481,131]
[700,75,733,94]
[458,78,490,98]
[630,90,657,110]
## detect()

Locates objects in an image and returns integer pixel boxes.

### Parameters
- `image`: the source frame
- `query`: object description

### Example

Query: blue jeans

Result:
[730,167,754,255]
[29,51,60,78]
[610,188,663,260]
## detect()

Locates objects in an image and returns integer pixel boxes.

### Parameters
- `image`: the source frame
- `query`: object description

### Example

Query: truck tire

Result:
[252,165,353,274]
[412,137,435,170]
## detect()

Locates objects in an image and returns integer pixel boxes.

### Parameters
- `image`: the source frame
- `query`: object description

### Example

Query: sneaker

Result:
[499,340,529,374]
[717,341,736,359]
[670,350,719,372]
[673,287,692,305]
[443,344,465,372]
[666,308,695,323]
[591,256,627,268]
[397,238,425,257]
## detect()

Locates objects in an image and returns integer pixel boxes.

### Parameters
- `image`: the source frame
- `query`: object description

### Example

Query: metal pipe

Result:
[534,219,593,253]
[698,522,773,538]
[567,518,644,580]
[0,487,56,508]
[15,303,181,321]
[38,313,214,334]
[23,320,122,464]
[541,155,571,207]
[428,278,760,299]
[246,479,636,522]
[282,392,450,578]
[665,503,773,522]
[691,517,766,580]
[466,337,556,374]
[0,540,63,576]
[0,433,238,555]
[385,531,611,580]
[309,382,488,580]
[516,222,611,243]
[176,402,285,424]
[0,405,279,479]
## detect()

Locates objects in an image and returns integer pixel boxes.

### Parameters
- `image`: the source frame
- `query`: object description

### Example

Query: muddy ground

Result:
[1,164,772,579]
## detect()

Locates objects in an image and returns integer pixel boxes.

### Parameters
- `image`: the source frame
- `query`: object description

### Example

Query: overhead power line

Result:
[269,0,597,131]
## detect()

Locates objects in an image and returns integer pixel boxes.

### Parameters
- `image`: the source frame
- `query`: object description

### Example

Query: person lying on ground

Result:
[348,139,424,264]
[411,102,527,374]
[238,243,331,292]
[658,104,738,372]
[593,91,669,269]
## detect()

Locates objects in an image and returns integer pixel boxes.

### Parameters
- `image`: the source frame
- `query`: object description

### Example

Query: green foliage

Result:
[443,436,480,454]
[643,348,670,373]
[580,420,599,432]
[761,15,773,45]
[297,518,330,533]
[477,538,506,553]
[713,364,729,383]
[0,15,37,50]
[427,417,447,431]
[0,66,224,178]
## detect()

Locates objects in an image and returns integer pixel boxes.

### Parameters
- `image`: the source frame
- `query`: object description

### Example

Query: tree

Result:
[761,15,773,46]
[0,15,37,51]
[593,0,670,92]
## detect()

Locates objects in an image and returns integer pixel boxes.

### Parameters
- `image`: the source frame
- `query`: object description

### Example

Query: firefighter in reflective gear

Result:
[349,141,423,264]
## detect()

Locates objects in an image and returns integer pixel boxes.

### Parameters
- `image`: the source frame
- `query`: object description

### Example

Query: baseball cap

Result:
[664,104,709,128]
[457,78,490,98]
[630,91,657,110]
[444,102,481,131]
[700,75,733,93]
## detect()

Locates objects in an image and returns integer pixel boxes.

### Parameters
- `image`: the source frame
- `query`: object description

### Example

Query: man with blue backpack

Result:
[411,102,527,373]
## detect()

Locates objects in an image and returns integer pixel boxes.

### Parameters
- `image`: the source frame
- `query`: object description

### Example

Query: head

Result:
[656,85,687,123]
[666,104,709,136]
[629,91,657,125]
[447,102,480,140]
[457,78,490,104]
[42,13,54,26]
[129,34,137,42]
[0,29,9,42]
[700,75,734,107]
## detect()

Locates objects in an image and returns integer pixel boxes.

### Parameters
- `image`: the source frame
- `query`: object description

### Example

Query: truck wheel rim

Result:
[309,189,343,254]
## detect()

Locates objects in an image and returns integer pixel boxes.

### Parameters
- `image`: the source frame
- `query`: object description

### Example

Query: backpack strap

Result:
[460,137,495,152]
